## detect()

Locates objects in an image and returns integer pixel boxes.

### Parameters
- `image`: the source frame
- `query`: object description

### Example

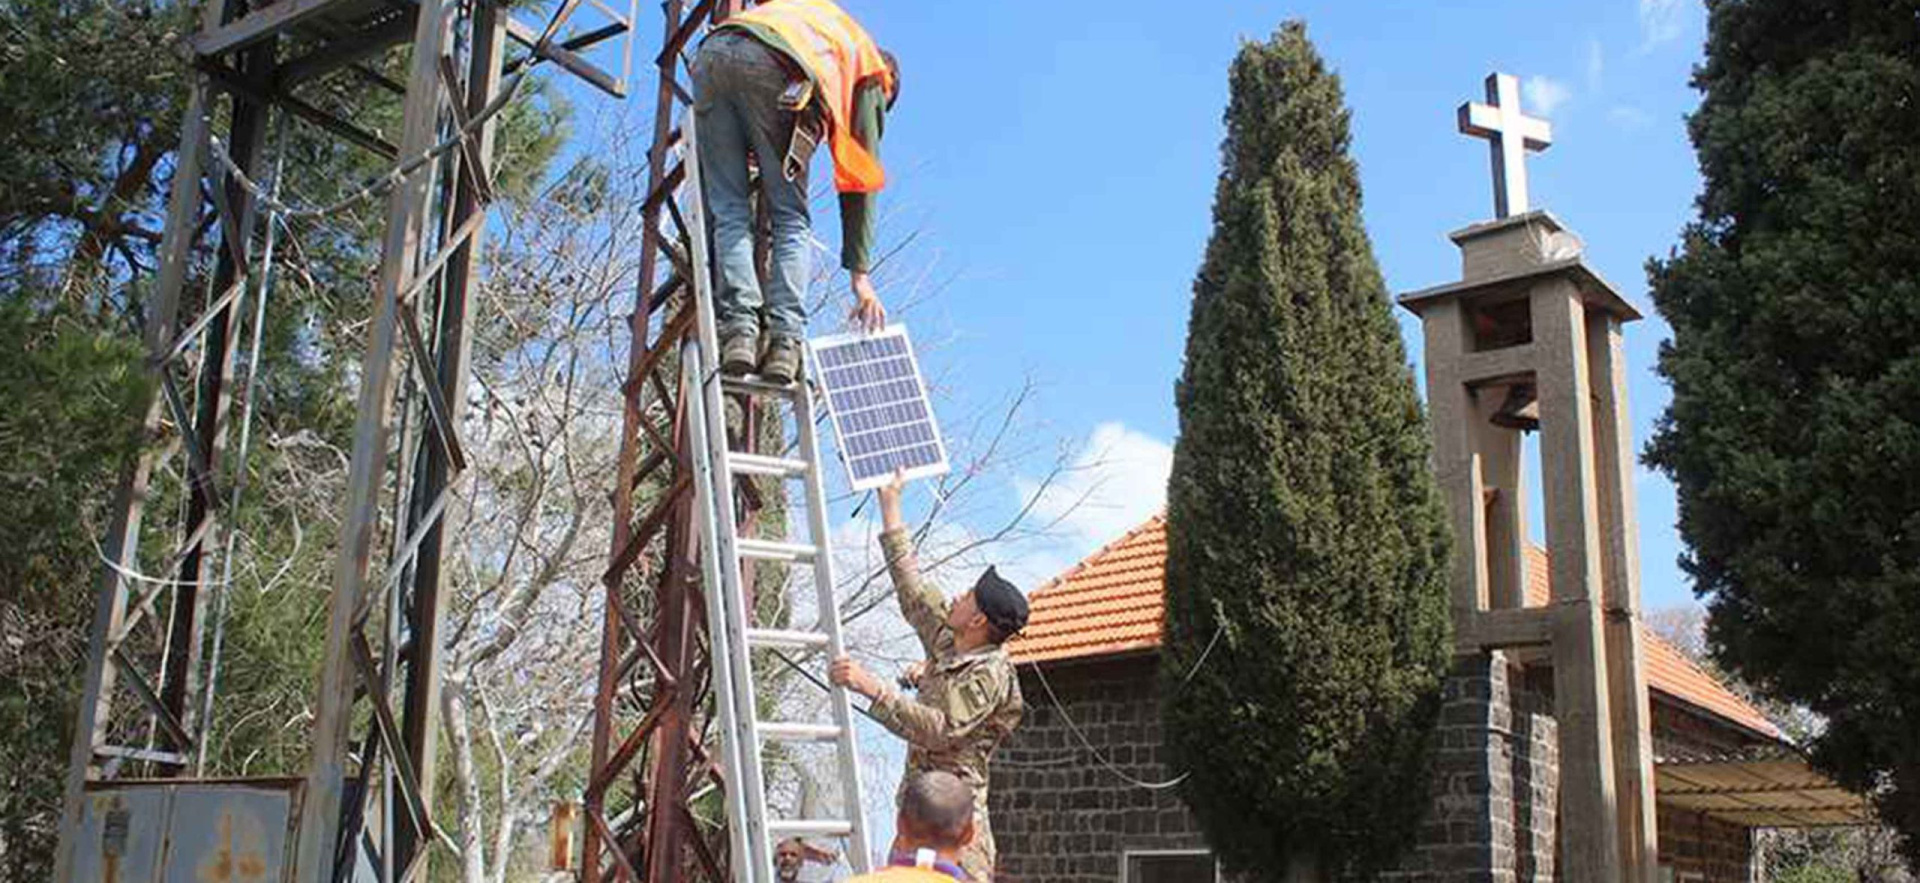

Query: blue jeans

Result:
[693,31,813,341]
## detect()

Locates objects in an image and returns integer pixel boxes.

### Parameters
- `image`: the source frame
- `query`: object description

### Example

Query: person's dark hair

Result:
[897,771,973,850]
[880,49,900,110]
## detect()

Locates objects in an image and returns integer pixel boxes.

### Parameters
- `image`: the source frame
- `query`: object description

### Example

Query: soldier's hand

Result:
[829,655,883,699]
[876,467,906,531]
[897,659,927,690]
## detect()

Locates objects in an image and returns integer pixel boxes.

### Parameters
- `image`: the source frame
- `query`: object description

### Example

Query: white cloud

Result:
[1523,75,1573,117]
[1009,422,1173,586]
[1587,39,1605,92]
[1639,0,1686,49]
[1608,105,1652,130]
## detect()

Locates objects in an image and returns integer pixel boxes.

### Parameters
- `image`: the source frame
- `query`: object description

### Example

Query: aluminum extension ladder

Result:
[673,99,873,881]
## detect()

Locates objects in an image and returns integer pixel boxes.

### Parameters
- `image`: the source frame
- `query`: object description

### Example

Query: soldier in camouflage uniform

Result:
[830,471,1028,881]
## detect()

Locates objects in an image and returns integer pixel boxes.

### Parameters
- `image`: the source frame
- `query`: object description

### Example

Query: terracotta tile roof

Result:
[1005,516,1168,664]
[1521,546,1780,741]
[1007,518,1781,741]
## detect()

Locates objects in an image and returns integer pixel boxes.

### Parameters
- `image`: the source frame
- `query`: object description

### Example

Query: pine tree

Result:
[1160,22,1452,881]
[1645,0,1920,862]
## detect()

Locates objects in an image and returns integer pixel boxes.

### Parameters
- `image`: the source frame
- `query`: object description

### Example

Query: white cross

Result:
[1457,72,1553,218]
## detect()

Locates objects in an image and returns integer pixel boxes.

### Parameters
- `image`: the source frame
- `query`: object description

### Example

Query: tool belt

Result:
[776,74,826,184]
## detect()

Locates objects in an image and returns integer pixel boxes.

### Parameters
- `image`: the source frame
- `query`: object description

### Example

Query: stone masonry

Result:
[988,654,1207,883]
[991,647,1774,883]
[1382,652,1559,883]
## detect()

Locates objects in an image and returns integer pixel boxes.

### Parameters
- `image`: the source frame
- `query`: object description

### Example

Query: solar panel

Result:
[807,325,950,491]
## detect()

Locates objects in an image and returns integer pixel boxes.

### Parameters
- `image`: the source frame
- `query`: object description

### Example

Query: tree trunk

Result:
[443,674,489,883]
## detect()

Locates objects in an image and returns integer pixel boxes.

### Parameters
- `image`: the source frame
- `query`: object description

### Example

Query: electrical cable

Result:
[205,58,536,220]
[784,621,1228,790]
[194,115,287,774]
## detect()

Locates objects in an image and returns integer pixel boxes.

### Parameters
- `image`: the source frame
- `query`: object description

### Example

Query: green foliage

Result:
[0,0,194,282]
[0,0,569,296]
[0,0,575,873]
[1159,22,1453,881]
[0,299,149,880]
[1643,0,1920,863]
[1776,866,1851,883]
[1762,825,1913,883]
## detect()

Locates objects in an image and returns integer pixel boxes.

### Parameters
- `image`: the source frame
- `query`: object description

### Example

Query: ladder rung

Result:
[758,722,843,742]
[728,453,810,478]
[745,628,831,650]
[736,537,816,563]
[720,375,800,397]
[768,820,853,839]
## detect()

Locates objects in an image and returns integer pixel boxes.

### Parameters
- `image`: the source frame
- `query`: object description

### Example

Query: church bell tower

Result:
[1397,72,1660,883]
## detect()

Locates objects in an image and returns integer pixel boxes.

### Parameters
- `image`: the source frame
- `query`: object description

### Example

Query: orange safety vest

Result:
[730,0,894,193]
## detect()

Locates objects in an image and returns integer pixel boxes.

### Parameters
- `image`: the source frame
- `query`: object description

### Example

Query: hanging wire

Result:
[783,619,1228,791]
[1019,621,1228,793]
[92,546,236,589]
[204,58,535,221]
[192,114,289,775]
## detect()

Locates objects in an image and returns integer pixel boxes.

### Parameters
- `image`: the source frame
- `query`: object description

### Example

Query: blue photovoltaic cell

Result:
[809,328,948,487]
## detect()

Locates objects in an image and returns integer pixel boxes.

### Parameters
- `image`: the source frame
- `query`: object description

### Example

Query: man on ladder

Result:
[832,473,1029,881]
[692,0,895,385]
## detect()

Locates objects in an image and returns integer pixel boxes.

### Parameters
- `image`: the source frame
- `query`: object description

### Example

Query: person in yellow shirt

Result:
[848,771,979,881]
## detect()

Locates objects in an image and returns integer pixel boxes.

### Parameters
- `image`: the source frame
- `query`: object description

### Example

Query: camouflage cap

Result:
[971,566,1028,635]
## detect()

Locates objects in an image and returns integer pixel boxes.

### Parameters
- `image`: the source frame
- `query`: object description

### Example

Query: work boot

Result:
[759,336,803,386]
[720,332,758,377]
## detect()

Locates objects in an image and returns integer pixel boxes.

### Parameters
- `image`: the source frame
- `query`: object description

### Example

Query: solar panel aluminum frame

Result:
[806,324,951,492]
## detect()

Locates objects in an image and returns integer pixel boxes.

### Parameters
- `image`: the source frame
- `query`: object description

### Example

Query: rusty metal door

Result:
[70,780,299,883]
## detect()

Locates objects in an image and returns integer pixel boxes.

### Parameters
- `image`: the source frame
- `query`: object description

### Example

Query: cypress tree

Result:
[1645,0,1920,861]
[1160,22,1452,880]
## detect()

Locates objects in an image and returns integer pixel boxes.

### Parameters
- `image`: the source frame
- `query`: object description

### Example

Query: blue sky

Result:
[776,0,1717,612]
[544,0,1723,854]
[556,0,1718,613]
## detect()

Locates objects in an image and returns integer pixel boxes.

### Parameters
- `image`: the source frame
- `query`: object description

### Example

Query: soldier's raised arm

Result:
[877,470,953,659]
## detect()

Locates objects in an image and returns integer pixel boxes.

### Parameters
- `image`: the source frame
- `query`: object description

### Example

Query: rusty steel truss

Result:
[53,0,642,876]
[580,1,795,878]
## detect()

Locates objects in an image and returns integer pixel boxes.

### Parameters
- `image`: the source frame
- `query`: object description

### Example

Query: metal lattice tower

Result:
[582,2,767,878]
[52,0,640,876]
[580,47,876,876]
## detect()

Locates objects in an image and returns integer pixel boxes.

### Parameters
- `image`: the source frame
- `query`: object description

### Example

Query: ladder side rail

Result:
[793,384,873,871]
[679,341,755,881]
[679,106,776,883]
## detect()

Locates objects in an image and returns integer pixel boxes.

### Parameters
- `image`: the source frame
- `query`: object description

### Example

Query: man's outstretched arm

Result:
[877,472,952,659]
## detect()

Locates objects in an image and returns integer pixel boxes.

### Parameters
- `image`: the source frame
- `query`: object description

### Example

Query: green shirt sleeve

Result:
[838,81,887,273]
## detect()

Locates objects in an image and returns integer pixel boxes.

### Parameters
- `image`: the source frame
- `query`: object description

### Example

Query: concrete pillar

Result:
[1471,392,1528,611]
[1587,311,1661,880]
[1419,299,1492,617]
[1531,279,1624,883]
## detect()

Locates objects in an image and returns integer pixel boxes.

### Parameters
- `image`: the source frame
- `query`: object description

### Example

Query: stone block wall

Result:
[988,654,1208,883]
[992,649,1763,883]
[1382,652,1558,883]
[992,651,1563,883]
[1657,807,1752,882]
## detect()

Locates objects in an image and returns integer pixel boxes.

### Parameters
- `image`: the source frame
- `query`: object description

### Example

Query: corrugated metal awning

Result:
[1657,746,1873,828]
